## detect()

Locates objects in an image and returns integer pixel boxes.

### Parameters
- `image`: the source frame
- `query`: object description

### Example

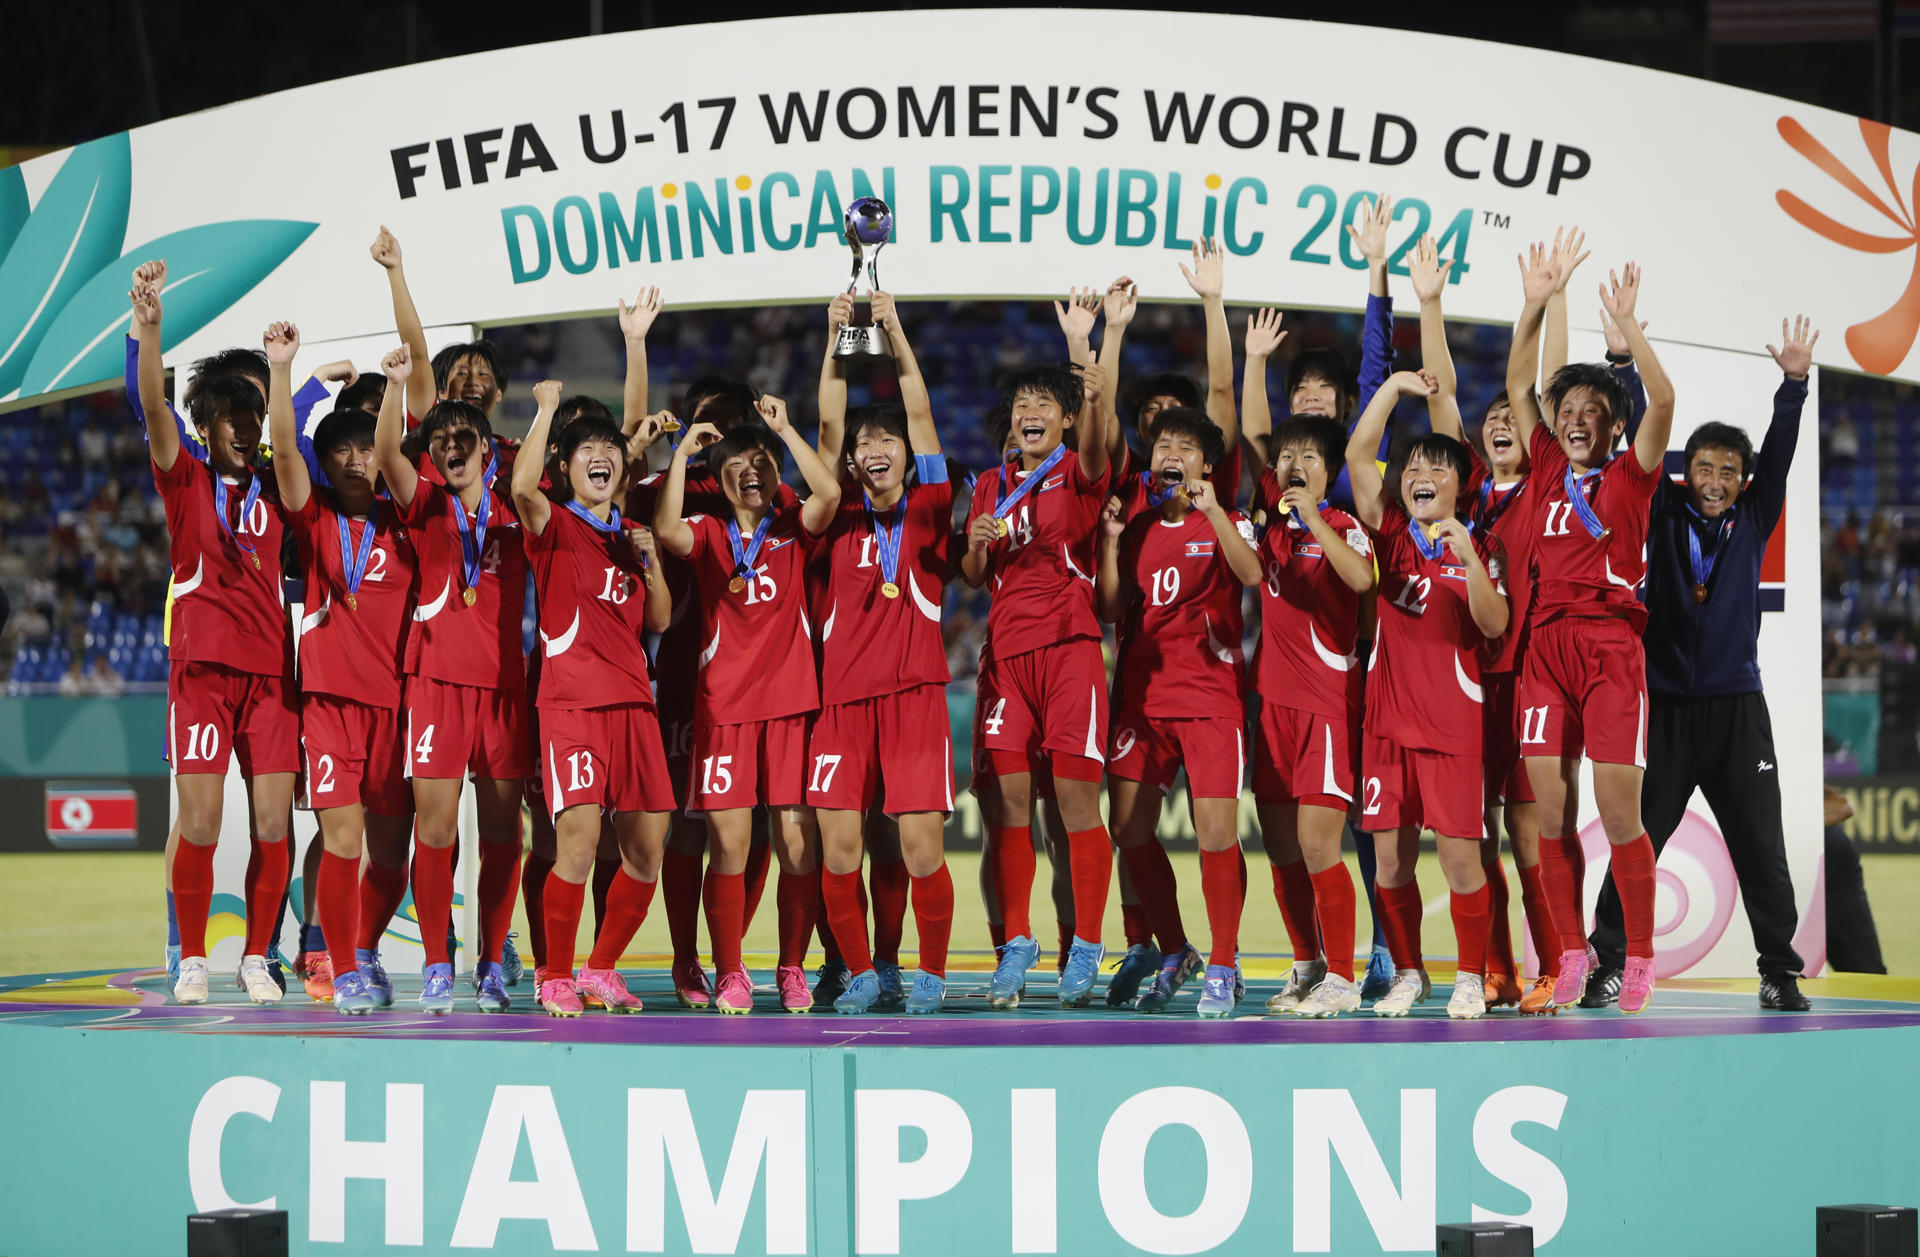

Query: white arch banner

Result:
[0,8,1913,406]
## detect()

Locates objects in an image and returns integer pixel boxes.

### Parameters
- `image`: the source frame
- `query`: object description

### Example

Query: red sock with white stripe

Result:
[1269,859,1323,963]
[317,849,361,979]
[1376,879,1425,971]
[244,838,290,956]
[1309,864,1358,980]
[587,869,655,969]
[174,839,217,958]
[411,844,456,967]
[1065,825,1113,946]
[1610,835,1659,958]
[821,869,873,973]
[1118,841,1186,954]
[1450,882,1492,978]
[1199,848,1244,968]
[911,865,954,978]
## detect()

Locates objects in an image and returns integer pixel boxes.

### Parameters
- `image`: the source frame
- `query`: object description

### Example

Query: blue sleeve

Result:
[1747,375,1806,538]
[125,335,207,464]
[1356,292,1395,460]
[290,377,334,487]
[914,453,949,485]
[1615,361,1649,448]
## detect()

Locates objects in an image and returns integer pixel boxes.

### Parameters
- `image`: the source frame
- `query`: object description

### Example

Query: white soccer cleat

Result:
[174,956,210,1005]
[1293,972,1362,1018]
[1265,957,1329,1013]
[1371,968,1431,1017]
[237,954,283,1005]
[1447,973,1488,1020]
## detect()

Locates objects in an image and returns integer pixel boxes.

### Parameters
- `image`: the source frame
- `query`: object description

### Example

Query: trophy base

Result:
[832,324,894,360]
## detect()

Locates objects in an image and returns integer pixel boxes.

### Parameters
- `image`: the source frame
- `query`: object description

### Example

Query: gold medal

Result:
[729,575,746,594]
[994,517,1011,538]
[1423,523,1442,542]
[345,593,357,611]
[249,552,261,569]
[881,581,900,599]
[462,586,477,607]
[660,417,682,433]
[1693,583,1707,603]
[1275,500,1293,516]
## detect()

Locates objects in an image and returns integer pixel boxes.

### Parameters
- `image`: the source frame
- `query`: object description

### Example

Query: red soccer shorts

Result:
[541,703,676,818]
[692,713,810,811]
[1517,617,1649,768]
[404,675,531,782]
[976,639,1109,767]
[1361,734,1486,841]
[808,684,955,815]
[1250,698,1358,810]
[301,693,409,814]
[168,660,298,777]
[1481,670,1535,805]
[1108,708,1245,799]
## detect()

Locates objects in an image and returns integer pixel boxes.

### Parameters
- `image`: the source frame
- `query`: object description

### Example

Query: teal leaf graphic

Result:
[0,165,26,267]
[0,133,131,396]
[20,219,317,397]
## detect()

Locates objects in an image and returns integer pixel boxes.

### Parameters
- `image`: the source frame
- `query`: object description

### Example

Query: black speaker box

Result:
[1818,1204,1918,1257]
[1436,1221,1534,1255]
[186,1207,288,1257]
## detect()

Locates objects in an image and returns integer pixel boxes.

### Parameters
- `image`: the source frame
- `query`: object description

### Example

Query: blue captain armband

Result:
[914,454,949,485]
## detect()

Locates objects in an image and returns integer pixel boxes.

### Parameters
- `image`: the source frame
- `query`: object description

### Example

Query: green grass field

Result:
[3,849,1914,978]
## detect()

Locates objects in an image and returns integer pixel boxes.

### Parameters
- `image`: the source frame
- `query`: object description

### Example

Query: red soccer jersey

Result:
[525,502,656,711]
[397,478,527,692]
[1366,504,1504,754]
[1526,423,1658,633]
[967,449,1111,660]
[153,456,292,677]
[813,473,954,704]
[1113,444,1244,520]
[1254,505,1370,719]
[1464,451,1535,674]
[287,495,414,707]
[685,503,822,726]
[1113,507,1251,721]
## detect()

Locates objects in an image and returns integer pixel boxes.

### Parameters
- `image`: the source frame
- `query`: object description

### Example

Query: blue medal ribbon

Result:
[1476,477,1526,532]
[1410,515,1472,562]
[1562,466,1610,539]
[449,448,498,598]
[726,513,773,583]
[213,471,264,569]
[1141,469,1184,507]
[565,499,623,533]
[1285,497,1331,530]
[864,491,906,590]
[337,511,377,605]
[1684,505,1735,601]
[993,444,1066,527]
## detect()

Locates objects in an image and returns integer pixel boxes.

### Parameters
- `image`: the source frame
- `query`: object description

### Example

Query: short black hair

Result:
[848,402,912,452]
[1270,415,1346,468]
[998,362,1085,418]
[985,402,1013,460]
[417,399,493,449]
[1390,432,1473,508]
[311,406,377,459]
[552,395,614,444]
[682,373,759,430]
[705,424,786,477]
[1483,389,1511,418]
[1123,372,1202,422]
[1144,406,1225,470]
[184,347,270,417]
[336,374,386,414]
[1684,421,1754,480]
[1543,363,1632,448]
[430,340,506,397]
[188,373,265,431]
[550,414,628,501]
[1285,348,1357,417]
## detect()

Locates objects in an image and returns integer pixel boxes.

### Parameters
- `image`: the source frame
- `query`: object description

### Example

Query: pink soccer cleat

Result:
[1618,957,1656,1015]
[776,964,813,1013]
[673,960,713,1009]
[577,967,643,1013]
[713,968,754,1014]
[1551,948,1592,1008]
[538,977,584,1017]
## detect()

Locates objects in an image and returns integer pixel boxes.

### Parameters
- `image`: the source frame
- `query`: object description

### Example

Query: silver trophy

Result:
[833,196,894,360]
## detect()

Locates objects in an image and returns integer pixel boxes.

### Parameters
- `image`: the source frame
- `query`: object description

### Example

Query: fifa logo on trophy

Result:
[833,196,894,360]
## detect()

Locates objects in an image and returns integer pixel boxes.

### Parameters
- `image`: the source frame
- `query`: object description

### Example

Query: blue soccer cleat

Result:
[419,962,455,1015]
[989,935,1040,1009]
[833,970,882,1015]
[1361,943,1395,1001]
[500,934,525,987]
[905,971,947,1015]
[1136,945,1204,1013]
[165,944,182,988]
[356,948,394,1008]
[332,969,377,1016]
[1104,942,1163,1007]
[473,960,509,1013]
[874,961,906,1011]
[1197,965,1237,1018]
[1057,937,1106,1007]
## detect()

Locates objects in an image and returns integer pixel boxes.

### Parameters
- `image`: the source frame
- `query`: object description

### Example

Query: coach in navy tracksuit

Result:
[1587,318,1818,1012]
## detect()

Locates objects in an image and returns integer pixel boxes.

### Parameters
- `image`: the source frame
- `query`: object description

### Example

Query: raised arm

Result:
[1346,370,1435,529]
[373,345,421,510]
[1541,226,1589,382]
[1751,316,1818,532]
[1095,498,1128,623]
[618,285,663,435]
[653,423,719,558]
[371,227,436,421]
[1348,192,1392,302]
[1055,288,1107,479]
[1098,276,1136,466]
[513,379,562,536]
[1408,234,1462,440]
[760,396,842,536]
[1602,264,1675,473]
[1240,308,1287,467]
[1505,242,1564,448]
[263,322,311,512]
[1190,480,1262,586]
[871,292,941,458]
[817,292,854,469]
[1180,239,1238,447]
[1348,195,1397,431]
[129,261,178,472]
[632,525,672,633]
[1599,308,1652,446]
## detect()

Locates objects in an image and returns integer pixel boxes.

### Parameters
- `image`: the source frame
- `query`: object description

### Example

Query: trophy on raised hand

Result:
[832,196,894,360]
